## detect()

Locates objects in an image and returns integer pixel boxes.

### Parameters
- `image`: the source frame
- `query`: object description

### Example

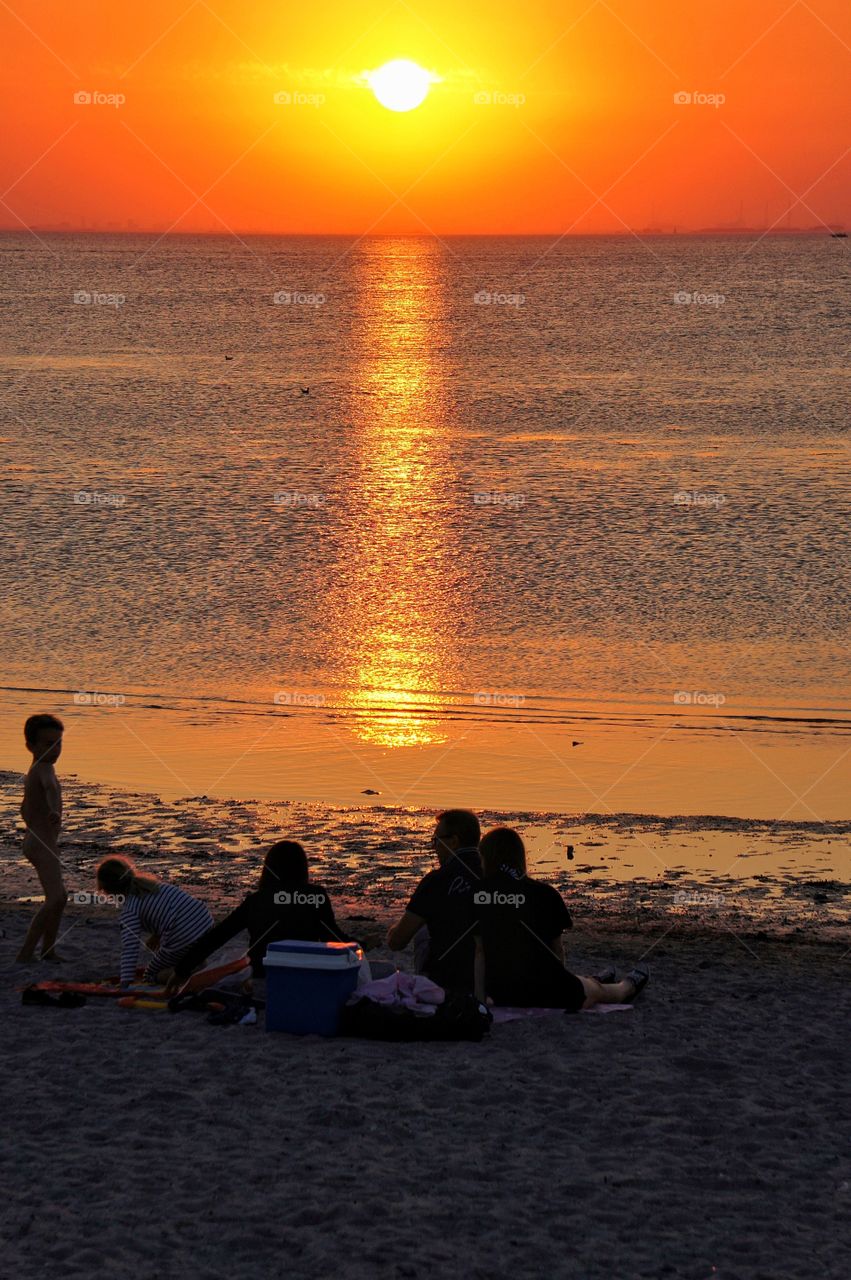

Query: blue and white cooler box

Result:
[264,939,364,1035]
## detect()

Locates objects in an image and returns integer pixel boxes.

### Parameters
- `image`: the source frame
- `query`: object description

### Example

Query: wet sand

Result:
[1,769,848,938]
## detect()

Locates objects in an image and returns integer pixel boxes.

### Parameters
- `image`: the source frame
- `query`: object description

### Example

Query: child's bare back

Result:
[22,760,63,849]
[17,714,67,963]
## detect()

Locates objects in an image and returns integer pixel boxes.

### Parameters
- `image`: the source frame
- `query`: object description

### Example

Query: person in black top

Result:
[387,809,482,993]
[473,827,648,1011]
[169,840,351,986]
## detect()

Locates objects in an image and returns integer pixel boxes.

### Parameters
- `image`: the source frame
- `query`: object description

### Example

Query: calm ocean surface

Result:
[1,233,849,761]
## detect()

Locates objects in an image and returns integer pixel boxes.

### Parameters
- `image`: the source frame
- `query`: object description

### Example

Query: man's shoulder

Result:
[410,866,442,897]
[408,864,457,909]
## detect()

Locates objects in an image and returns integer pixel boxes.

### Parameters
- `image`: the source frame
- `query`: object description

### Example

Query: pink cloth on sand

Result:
[352,971,445,1015]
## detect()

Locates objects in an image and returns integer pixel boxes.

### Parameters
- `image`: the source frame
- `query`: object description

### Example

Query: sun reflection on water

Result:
[334,239,460,747]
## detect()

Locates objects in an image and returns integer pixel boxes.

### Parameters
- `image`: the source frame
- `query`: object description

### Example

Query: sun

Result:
[368,59,433,113]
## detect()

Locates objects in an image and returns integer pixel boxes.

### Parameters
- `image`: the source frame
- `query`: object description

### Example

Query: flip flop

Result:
[21,986,86,1008]
[57,991,87,1008]
[21,985,56,1006]
[625,966,650,998]
[207,1000,255,1026]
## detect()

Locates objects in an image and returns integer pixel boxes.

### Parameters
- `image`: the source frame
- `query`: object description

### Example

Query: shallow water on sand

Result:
[1,772,848,937]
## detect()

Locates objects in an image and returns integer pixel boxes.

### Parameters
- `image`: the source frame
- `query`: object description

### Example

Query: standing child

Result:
[16,713,67,964]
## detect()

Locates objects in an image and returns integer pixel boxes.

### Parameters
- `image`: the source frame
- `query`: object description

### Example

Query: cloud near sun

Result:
[195,60,477,96]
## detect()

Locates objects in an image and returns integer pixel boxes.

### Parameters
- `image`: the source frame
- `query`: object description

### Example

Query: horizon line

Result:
[0,226,845,239]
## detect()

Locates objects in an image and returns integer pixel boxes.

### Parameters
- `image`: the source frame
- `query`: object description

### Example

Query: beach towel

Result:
[24,953,251,999]
[491,1004,633,1024]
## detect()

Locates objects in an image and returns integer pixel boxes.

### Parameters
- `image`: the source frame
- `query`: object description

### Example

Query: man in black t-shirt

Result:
[387,809,482,993]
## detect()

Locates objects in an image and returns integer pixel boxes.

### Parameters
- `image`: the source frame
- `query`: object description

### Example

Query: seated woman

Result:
[473,827,648,1011]
[96,856,214,987]
[170,840,350,988]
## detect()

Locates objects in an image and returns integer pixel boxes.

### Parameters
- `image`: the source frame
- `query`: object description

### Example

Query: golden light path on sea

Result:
[332,238,458,747]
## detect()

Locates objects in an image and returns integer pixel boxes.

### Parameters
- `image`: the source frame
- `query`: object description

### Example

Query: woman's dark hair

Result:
[258,841,309,892]
[480,827,526,876]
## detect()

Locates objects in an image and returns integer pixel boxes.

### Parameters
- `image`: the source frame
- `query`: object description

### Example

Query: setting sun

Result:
[368,59,433,112]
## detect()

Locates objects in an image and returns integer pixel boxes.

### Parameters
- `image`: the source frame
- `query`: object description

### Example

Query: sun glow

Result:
[368,59,433,112]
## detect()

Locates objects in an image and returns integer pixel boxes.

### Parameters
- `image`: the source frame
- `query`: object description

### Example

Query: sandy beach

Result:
[2,905,849,1280]
[2,772,849,1280]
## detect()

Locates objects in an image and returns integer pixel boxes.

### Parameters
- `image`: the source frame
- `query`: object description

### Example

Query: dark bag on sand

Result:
[340,992,492,1042]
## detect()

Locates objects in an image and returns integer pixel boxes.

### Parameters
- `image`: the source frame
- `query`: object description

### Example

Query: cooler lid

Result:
[267,940,358,955]
[264,939,363,969]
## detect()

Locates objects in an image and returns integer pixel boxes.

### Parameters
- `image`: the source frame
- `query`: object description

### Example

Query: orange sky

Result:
[1,0,849,234]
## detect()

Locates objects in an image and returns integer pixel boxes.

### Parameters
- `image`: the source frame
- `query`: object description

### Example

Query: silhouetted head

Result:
[430,809,481,866]
[258,840,310,892]
[480,826,526,876]
[96,855,158,897]
[24,713,64,764]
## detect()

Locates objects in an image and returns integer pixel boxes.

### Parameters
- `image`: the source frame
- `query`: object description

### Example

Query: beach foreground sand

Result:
[1,906,848,1280]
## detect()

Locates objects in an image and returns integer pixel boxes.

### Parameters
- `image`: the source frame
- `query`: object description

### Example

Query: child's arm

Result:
[119,901,143,986]
[172,899,250,981]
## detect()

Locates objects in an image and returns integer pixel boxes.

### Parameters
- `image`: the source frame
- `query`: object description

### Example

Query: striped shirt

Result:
[119,883,213,985]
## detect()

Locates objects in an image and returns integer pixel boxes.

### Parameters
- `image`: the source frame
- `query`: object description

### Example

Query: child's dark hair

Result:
[258,841,310,892]
[480,827,527,876]
[24,713,64,747]
[97,856,158,897]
